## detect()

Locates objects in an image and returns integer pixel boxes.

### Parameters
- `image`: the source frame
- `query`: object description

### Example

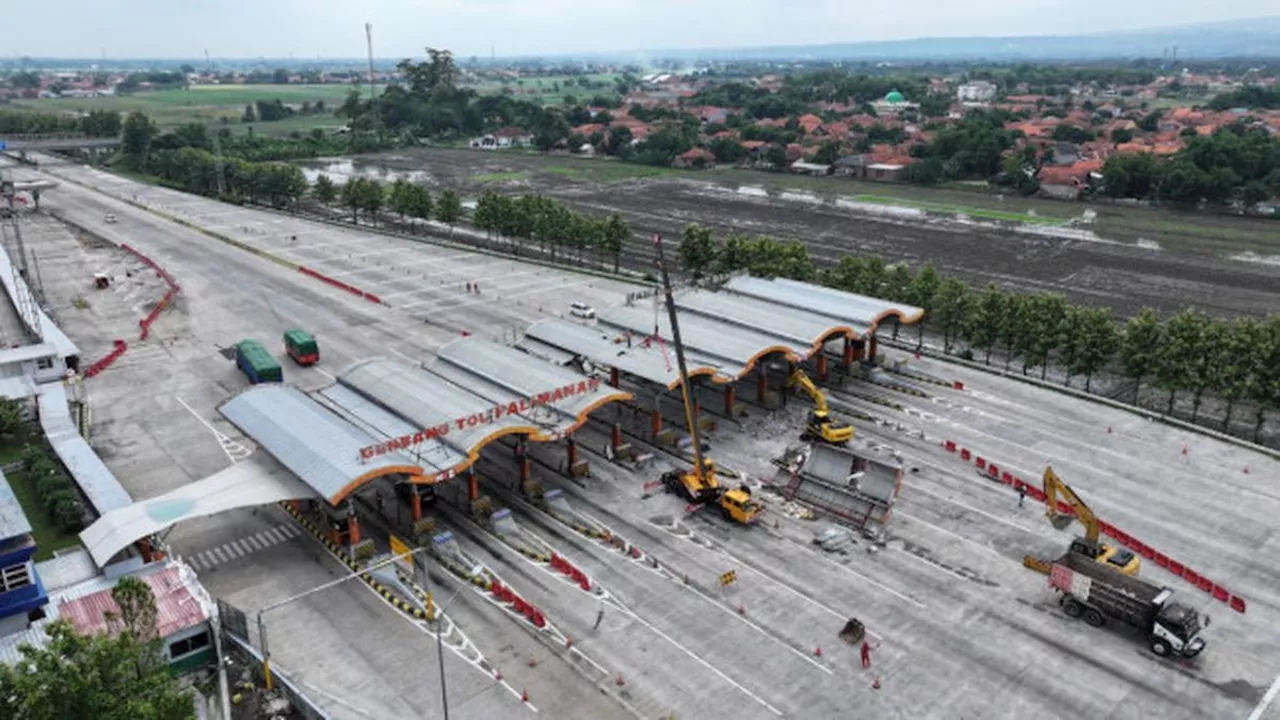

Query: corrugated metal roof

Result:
[0,468,32,540]
[0,560,210,665]
[219,384,420,504]
[339,358,516,451]
[437,338,628,422]
[678,291,866,346]
[315,384,468,478]
[39,382,132,515]
[597,303,773,378]
[724,277,924,330]
[523,318,705,389]
[58,565,207,639]
[0,246,78,360]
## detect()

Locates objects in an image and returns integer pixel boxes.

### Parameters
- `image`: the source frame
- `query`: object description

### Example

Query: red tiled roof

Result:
[740,140,767,150]
[797,114,823,132]
[679,147,714,160]
[1115,142,1151,154]
[495,127,530,138]
[59,567,207,639]
[573,123,606,136]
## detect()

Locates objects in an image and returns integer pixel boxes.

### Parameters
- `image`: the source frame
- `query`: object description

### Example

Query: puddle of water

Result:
[737,185,768,198]
[298,158,433,185]
[1230,251,1280,266]
[779,191,821,205]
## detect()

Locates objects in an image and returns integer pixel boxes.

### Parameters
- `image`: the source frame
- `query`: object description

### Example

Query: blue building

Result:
[0,470,47,635]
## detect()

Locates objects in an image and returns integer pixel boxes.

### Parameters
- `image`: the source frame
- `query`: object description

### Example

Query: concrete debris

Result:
[812,526,853,552]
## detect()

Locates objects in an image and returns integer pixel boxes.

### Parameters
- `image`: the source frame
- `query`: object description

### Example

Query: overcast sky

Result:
[12,1,1278,59]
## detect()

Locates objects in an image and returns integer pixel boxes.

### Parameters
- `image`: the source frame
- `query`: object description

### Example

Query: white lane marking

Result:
[906,484,1035,534]
[1248,673,1280,720]
[615,604,784,716]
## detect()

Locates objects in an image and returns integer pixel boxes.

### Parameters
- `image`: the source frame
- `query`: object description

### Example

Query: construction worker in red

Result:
[861,640,872,669]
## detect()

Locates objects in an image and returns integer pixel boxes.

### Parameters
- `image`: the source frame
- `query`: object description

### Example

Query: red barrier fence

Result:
[297,266,384,306]
[120,244,181,342]
[942,439,1248,614]
[83,339,127,379]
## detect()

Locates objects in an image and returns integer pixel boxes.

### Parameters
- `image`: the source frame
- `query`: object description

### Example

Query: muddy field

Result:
[298,148,1280,320]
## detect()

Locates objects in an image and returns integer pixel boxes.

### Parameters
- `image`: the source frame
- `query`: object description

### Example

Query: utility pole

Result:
[210,125,227,196]
[365,22,381,141]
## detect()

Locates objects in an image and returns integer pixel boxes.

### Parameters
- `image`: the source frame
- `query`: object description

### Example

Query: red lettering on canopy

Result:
[588,377,600,391]
[398,435,411,449]
[455,417,468,431]
[576,380,587,394]
[413,431,425,444]
[360,447,375,460]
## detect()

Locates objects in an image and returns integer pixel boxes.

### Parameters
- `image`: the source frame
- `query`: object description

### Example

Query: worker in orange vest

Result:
[861,640,872,669]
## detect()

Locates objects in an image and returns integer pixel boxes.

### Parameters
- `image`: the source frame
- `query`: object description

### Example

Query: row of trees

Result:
[21,444,85,533]
[312,175,464,232]
[472,192,629,272]
[1099,123,1280,207]
[676,224,1280,442]
[0,109,122,137]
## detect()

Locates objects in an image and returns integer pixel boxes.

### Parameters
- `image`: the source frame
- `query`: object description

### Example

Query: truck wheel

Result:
[1062,598,1083,618]
[1150,638,1172,657]
[1083,608,1105,627]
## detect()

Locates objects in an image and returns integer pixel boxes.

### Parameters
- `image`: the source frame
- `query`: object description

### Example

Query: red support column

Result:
[611,423,623,450]
[843,337,854,372]
[566,437,577,467]
[756,371,767,402]
[868,335,879,363]
[609,367,619,388]
[520,456,531,484]
[816,353,829,381]
[411,488,423,521]
[724,385,735,415]
[348,506,361,545]
[651,409,662,435]
[468,470,479,502]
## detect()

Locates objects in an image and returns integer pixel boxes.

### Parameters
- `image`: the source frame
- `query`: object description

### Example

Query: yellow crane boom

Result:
[1038,467,1140,576]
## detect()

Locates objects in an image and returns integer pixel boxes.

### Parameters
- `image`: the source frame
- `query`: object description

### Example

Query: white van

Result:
[569,301,596,320]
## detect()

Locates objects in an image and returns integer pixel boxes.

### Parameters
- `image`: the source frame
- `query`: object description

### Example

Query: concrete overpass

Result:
[0,133,122,151]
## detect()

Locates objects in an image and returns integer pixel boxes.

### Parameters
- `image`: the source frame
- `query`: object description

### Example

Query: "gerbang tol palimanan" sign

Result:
[359,377,603,460]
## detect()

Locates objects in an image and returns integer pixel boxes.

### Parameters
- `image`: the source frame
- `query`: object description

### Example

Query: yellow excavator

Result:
[787,369,854,444]
[653,234,762,525]
[1024,467,1140,576]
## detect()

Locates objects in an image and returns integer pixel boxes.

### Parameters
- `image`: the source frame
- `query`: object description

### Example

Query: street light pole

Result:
[256,546,430,690]
[432,561,482,720]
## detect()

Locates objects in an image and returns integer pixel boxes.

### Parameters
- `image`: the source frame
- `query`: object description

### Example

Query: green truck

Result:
[236,340,283,384]
[283,329,319,366]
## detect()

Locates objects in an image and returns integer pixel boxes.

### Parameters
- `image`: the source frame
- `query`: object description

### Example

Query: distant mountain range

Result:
[628,16,1280,62]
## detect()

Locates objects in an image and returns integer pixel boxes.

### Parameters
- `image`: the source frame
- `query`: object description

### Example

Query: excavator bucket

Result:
[1049,515,1074,531]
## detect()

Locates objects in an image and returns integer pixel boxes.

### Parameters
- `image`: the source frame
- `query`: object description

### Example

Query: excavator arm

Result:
[1043,467,1099,543]
[788,369,830,413]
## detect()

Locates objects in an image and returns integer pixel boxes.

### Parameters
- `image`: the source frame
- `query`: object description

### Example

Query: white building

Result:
[957,81,997,104]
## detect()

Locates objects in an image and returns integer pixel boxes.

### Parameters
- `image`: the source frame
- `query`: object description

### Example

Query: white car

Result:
[104,213,117,224]
[569,302,596,320]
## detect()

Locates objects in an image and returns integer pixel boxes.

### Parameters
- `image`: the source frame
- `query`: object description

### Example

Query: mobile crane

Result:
[787,368,854,444]
[1027,466,1140,576]
[653,234,762,525]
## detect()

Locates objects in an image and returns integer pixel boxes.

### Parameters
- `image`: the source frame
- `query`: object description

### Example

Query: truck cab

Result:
[719,486,763,524]
[1150,594,1207,658]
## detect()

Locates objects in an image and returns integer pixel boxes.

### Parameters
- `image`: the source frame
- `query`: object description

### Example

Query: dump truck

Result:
[236,340,283,384]
[788,368,854,444]
[1024,550,1208,658]
[283,328,320,366]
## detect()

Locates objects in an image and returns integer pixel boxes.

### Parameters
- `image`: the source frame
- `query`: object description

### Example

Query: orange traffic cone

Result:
[872,677,881,690]
[814,647,823,657]
[1107,426,1112,434]
[527,655,538,667]
[565,636,574,649]
[616,672,625,686]
[494,669,503,681]
[737,603,746,615]
[522,688,530,702]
